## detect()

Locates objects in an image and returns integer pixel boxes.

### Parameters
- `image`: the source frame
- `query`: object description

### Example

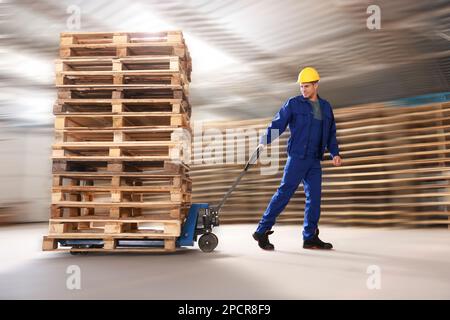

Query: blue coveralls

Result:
[256,95,340,240]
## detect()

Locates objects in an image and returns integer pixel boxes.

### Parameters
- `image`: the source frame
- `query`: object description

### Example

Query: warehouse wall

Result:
[0,126,52,223]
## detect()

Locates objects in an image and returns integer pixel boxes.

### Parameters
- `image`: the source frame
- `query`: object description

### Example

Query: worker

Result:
[253,67,342,250]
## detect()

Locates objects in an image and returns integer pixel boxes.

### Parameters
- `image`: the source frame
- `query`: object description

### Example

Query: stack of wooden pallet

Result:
[43,31,192,253]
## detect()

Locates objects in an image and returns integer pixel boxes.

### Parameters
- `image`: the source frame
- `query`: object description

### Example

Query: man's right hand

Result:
[332,155,342,166]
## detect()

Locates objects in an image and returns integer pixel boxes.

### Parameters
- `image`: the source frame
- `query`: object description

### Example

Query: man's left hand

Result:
[333,155,342,166]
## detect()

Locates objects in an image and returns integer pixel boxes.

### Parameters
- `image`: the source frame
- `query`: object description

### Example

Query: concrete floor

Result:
[1,223,450,299]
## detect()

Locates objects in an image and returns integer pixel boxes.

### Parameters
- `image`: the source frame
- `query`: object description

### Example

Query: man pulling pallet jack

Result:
[253,67,342,251]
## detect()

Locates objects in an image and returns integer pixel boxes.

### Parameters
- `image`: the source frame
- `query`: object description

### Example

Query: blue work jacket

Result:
[259,95,340,160]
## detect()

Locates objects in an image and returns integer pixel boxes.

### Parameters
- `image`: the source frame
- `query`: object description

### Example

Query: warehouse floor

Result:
[1,223,450,299]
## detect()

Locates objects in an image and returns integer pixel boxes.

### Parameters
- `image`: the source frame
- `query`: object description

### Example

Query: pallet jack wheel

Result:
[198,233,218,252]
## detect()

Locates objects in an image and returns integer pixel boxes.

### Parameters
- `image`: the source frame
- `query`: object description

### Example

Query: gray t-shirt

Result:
[309,99,322,120]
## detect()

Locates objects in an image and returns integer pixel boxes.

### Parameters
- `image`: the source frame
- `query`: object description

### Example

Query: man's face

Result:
[300,82,318,98]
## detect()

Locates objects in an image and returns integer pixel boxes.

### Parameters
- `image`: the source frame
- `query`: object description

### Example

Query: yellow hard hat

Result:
[297,67,320,83]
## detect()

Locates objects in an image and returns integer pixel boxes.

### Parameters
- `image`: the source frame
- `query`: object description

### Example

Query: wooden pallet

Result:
[52,159,189,174]
[60,45,188,65]
[52,141,190,163]
[51,202,190,219]
[59,31,191,60]
[56,56,185,72]
[43,235,178,252]
[60,31,185,44]
[47,217,181,236]
[54,99,191,118]
[59,43,188,59]
[56,84,189,97]
[54,112,190,130]
[55,56,191,81]
[54,127,191,144]
[52,187,191,204]
[52,172,192,190]
[57,86,188,100]
[56,72,188,87]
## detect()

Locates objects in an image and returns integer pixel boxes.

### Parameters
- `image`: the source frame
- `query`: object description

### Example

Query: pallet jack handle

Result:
[213,144,264,213]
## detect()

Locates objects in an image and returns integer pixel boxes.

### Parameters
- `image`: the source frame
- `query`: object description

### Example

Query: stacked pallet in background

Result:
[191,102,450,228]
[43,31,193,253]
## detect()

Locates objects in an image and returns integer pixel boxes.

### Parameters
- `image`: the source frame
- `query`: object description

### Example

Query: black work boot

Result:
[303,228,333,250]
[253,230,275,250]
